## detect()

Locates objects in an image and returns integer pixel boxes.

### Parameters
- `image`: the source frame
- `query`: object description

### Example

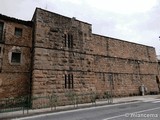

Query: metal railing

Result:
[0,96,29,113]
[0,91,113,118]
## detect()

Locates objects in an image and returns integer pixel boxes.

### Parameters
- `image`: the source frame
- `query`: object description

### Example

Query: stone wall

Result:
[0,8,159,107]
[0,18,32,99]
[31,8,159,107]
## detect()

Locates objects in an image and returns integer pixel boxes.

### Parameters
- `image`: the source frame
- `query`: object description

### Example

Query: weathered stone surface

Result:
[0,73,30,98]
[31,8,159,107]
[0,8,159,107]
[0,16,32,99]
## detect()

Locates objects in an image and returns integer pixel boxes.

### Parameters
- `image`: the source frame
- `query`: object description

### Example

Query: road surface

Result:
[13,99,160,120]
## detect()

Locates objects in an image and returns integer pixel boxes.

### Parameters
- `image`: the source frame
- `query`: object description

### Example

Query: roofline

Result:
[35,7,92,26]
[0,13,33,27]
[92,33,155,48]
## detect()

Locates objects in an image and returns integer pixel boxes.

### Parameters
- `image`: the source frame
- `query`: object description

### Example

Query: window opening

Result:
[0,22,4,41]
[11,52,21,63]
[65,74,74,89]
[15,28,22,37]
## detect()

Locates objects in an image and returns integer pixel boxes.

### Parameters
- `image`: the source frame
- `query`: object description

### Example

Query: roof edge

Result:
[92,33,155,48]
[0,13,33,27]
[35,7,92,26]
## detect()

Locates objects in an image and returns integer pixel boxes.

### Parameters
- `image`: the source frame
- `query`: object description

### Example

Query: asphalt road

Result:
[14,100,160,120]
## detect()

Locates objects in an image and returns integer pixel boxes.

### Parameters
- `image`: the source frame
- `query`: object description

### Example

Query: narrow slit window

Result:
[68,74,71,89]
[0,47,1,54]
[68,34,70,44]
[71,74,74,88]
[64,34,67,47]
[65,74,67,88]
[70,35,73,48]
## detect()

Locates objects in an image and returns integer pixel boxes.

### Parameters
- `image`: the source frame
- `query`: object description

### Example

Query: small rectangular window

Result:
[0,45,4,58]
[0,22,4,41]
[11,52,21,63]
[0,47,1,54]
[15,28,22,37]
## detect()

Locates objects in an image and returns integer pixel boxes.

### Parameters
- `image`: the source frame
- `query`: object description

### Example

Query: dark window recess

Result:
[65,74,74,89]
[50,28,59,32]
[108,74,114,89]
[65,34,67,47]
[65,74,67,88]
[64,34,73,48]
[15,28,22,37]
[0,22,4,42]
[71,74,74,88]
[11,52,21,63]
[0,47,1,54]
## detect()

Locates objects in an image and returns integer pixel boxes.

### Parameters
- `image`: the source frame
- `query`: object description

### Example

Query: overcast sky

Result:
[1,0,160,55]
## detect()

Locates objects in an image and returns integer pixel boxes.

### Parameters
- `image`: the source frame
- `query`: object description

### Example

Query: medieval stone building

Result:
[0,8,159,106]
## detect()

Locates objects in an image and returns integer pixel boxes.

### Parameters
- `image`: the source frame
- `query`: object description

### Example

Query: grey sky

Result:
[0,0,160,55]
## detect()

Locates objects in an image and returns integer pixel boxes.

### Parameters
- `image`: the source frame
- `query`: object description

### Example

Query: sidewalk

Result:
[113,94,160,103]
[1,94,160,119]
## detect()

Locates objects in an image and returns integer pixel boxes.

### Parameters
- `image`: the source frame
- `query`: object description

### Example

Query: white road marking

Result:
[152,100,160,103]
[102,106,160,120]
[142,99,155,102]
[142,99,160,103]
[12,101,141,120]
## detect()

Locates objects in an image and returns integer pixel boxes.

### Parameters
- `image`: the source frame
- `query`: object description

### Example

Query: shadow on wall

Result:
[156,76,160,93]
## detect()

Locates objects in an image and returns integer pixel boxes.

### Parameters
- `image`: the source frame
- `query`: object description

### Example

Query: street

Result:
[13,100,160,120]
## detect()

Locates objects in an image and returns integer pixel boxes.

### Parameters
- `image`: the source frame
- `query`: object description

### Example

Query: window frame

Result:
[65,74,74,89]
[15,27,23,37]
[0,22,4,42]
[64,33,73,48]
[11,52,21,64]
[9,47,22,65]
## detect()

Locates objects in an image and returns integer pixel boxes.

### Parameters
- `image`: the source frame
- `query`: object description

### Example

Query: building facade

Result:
[0,8,159,106]
[0,14,32,99]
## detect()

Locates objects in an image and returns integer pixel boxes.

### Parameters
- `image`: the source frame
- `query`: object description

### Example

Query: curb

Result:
[0,100,141,120]
[2,94,160,120]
